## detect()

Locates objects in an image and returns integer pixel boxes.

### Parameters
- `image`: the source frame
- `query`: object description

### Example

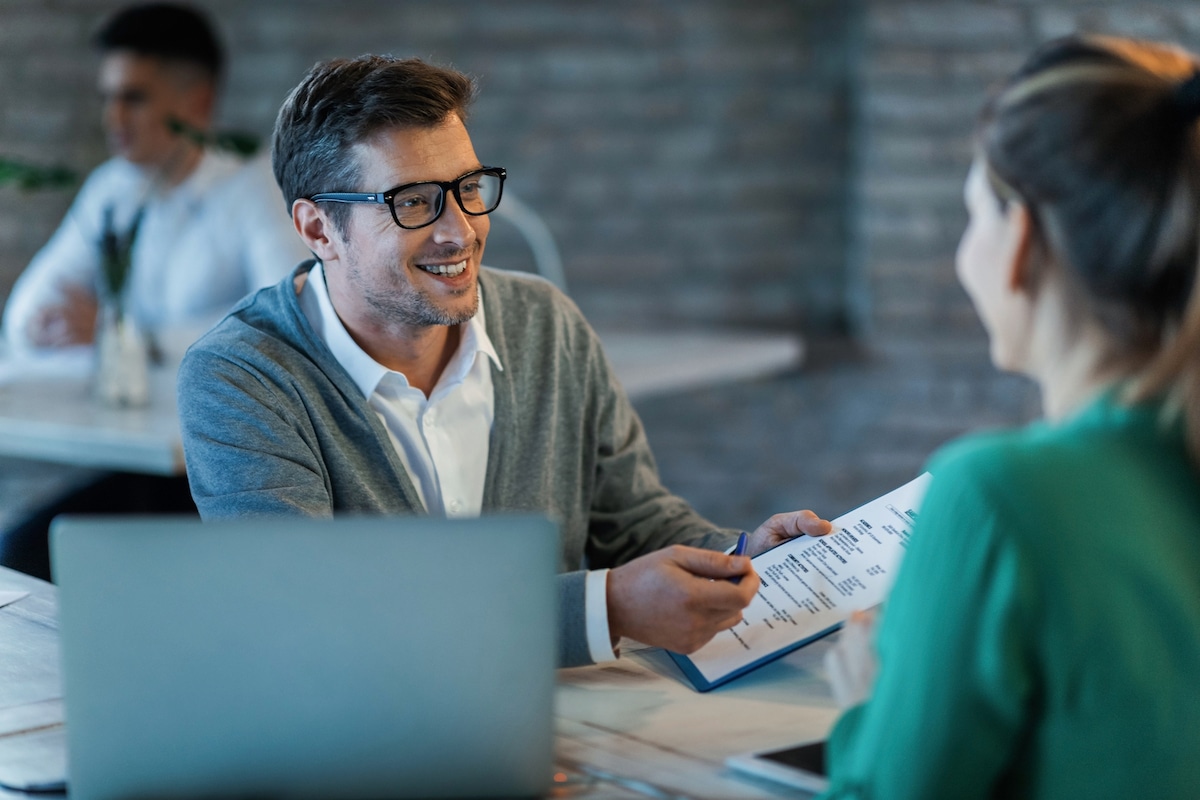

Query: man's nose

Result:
[429,194,479,248]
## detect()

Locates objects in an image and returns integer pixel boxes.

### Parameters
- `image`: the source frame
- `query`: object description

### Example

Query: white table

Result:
[0,565,838,799]
[0,326,803,478]
[0,567,65,797]
[556,639,837,798]
[0,357,183,476]
[597,327,805,400]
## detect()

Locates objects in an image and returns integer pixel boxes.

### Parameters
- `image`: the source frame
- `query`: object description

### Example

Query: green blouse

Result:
[822,393,1200,799]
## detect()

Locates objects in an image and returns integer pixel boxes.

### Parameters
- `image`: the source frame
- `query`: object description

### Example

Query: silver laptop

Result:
[51,514,560,800]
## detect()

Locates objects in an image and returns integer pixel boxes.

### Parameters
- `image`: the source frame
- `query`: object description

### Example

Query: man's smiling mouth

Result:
[417,260,467,277]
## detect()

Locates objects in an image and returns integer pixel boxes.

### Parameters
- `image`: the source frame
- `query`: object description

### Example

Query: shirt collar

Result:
[300,261,501,399]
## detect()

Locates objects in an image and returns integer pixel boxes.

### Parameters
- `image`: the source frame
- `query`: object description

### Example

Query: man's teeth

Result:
[419,260,467,276]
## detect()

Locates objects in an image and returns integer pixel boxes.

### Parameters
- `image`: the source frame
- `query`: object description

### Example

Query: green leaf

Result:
[99,203,142,300]
[0,157,77,191]
[166,117,259,157]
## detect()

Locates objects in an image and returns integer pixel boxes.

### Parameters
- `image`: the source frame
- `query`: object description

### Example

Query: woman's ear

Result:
[292,200,341,263]
[1006,202,1039,294]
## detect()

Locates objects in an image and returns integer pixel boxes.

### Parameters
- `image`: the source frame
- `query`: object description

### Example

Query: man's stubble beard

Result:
[358,266,480,329]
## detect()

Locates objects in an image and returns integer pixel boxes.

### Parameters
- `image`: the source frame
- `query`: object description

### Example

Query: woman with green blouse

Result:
[820,35,1200,799]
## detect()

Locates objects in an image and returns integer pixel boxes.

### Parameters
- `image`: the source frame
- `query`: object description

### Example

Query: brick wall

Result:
[857,0,1200,357]
[640,1,1200,523]
[0,0,854,334]
[829,1,1200,512]
[3,1,1200,525]
[6,1,1198,342]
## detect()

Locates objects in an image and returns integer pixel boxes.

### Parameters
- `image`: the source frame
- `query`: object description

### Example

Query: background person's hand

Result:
[824,607,880,709]
[745,509,833,557]
[606,544,760,654]
[28,285,98,347]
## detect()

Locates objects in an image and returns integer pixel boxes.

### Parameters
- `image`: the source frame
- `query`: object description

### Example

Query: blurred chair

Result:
[489,193,804,400]
[491,193,568,293]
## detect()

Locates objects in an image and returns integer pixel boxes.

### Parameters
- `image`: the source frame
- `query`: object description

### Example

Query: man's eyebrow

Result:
[386,164,487,188]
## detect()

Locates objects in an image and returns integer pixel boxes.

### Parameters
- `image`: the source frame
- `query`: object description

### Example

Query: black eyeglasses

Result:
[309,166,507,230]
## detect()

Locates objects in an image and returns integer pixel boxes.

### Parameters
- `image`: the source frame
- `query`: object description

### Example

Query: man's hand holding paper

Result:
[607,545,761,654]
[669,473,932,691]
[605,507,834,656]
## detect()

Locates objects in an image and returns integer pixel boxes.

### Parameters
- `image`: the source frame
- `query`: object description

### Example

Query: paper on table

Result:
[679,472,931,688]
[0,591,30,609]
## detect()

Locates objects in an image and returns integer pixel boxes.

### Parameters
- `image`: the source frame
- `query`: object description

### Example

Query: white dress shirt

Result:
[299,263,618,662]
[299,261,499,516]
[3,150,311,358]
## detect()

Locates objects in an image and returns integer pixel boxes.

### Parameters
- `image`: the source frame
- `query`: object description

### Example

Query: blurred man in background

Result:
[0,2,308,580]
[2,1,307,359]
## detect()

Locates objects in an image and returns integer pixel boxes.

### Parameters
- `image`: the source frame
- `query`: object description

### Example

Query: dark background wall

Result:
[0,0,856,333]
[2,1,1198,528]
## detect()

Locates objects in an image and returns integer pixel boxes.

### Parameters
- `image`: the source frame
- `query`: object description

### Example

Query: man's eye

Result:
[395,195,430,209]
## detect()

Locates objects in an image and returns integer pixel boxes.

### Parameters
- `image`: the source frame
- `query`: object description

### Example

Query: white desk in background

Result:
[0,326,803,479]
[595,327,805,401]
[0,564,838,799]
[0,351,183,476]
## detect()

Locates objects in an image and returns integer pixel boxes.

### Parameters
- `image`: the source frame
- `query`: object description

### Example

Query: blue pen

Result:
[730,531,749,584]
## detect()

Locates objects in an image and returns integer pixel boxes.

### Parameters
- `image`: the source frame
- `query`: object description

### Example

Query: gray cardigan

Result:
[178,262,735,666]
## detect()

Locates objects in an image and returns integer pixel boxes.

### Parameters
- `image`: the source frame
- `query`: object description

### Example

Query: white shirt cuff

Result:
[585,568,619,663]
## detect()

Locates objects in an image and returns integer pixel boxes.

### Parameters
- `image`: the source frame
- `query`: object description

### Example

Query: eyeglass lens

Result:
[391,170,503,228]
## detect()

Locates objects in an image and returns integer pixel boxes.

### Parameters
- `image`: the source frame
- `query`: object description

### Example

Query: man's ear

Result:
[188,82,216,127]
[293,199,342,262]
[169,73,217,131]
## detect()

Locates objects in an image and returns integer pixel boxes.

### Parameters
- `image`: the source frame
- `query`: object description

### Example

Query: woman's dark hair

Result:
[271,55,477,233]
[979,35,1200,463]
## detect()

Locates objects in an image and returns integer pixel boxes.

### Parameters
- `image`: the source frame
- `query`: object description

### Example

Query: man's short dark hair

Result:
[271,55,477,231]
[93,3,224,81]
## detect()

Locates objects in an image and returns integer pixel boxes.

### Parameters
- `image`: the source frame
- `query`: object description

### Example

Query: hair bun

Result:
[1174,71,1200,121]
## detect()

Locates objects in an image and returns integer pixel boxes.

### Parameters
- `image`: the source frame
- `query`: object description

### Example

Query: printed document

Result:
[670,472,932,691]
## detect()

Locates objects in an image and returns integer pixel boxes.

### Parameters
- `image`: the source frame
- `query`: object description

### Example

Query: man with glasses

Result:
[178,55,831,667]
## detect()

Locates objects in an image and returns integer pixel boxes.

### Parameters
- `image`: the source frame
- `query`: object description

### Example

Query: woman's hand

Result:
[824,607,880,709]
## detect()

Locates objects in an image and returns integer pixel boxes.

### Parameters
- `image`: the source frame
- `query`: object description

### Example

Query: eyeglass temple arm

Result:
[309,192,387,204]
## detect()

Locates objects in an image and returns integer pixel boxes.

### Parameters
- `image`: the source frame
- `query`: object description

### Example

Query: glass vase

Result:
[94,300,149,408]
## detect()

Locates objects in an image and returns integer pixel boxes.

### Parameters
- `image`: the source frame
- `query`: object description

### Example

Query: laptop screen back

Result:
[51,514,559,800]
